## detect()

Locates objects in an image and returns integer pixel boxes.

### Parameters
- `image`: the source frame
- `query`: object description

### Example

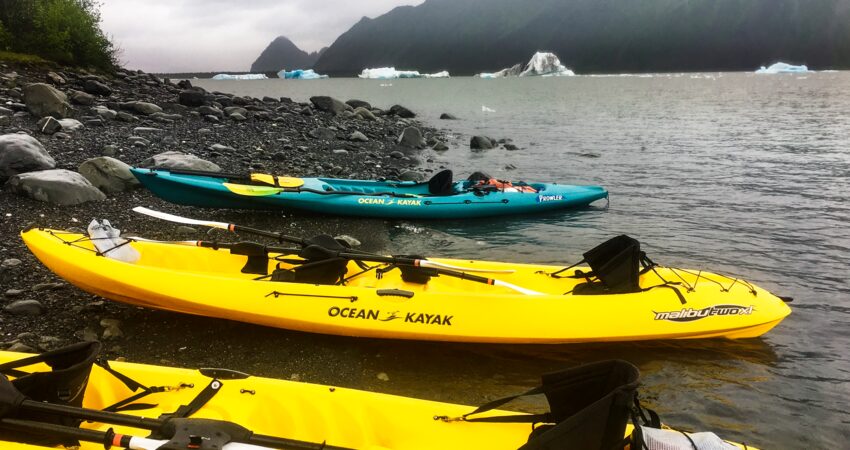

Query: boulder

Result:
[310,127,336,140]
[78,156,140,193]
[389,104,415,118]
[69,90,95,106]
[92,105,118,120]
[470,135,495,150]
[120,101,163,115]
[397,127,425,148]
[440,113,458,120]
[229,113,246,122]
[22,83,72,118]
[0,134,56,182]
[46,72,65,85]
[198,105,223,118]
[309,96,346,115]
[398,170,425,182]
[352,107,377,121]
[83,79,112,96]
[4,299,45,316]
[432,142,449,151]
[178,88,206,107]
[37,116,62,135]
[6,169,107,205]
[138,151,221,172]
[349,131,369,142]
[57,119,84,131]
[223,106,248,117]
[346,99,372,110]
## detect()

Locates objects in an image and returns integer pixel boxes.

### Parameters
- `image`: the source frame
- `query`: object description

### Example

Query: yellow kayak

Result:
[21,228,790,344]
[0,344,755,449]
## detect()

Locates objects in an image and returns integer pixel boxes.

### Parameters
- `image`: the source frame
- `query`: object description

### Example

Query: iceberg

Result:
[211,73,268,80]
[358,67,450,79]
[277,69,328,80]
[477,52,574,78]
[755,62,811,74]
[520,52,575,77]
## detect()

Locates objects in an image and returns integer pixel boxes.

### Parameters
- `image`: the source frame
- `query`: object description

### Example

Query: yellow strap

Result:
[249,173,304,188]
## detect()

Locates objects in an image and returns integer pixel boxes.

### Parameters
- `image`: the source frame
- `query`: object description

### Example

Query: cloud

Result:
[99,0,424,73]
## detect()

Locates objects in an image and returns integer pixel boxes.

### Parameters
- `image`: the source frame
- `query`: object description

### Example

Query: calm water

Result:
[194,74,850,448]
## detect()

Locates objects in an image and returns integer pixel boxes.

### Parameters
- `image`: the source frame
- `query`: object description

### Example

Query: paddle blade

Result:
[132,207,231,231]
[249,173,305,188]
[223,183,283,197]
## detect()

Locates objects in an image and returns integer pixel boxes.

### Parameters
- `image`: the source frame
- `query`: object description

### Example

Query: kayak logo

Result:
[328,306,453,326]
[653,304,754,322]
[536,194,563,203]
[357,198,422,206]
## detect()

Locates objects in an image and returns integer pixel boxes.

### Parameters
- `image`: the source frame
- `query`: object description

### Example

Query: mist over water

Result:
[195,73,850,448]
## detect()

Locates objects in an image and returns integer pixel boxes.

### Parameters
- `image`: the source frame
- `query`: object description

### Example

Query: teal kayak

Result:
[130,168,608,219]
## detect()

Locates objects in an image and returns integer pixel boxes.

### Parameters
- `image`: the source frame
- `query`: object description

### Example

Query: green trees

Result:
[0,0,117,69]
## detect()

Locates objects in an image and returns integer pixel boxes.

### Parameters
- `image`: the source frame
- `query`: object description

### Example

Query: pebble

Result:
[4,289,25,297]
[32,282,64,292]
[1,258,22,269]
[4,299,45,316]
[376,372,390,381]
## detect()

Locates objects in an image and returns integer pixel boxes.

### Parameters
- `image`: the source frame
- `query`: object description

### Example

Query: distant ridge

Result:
[313,0,850,76]
[251,36,326,72]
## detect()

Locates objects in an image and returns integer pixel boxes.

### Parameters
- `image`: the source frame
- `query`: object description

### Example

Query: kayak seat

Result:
[427,169,454,196]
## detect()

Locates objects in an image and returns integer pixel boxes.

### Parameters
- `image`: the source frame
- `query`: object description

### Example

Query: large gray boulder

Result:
[120,101,163,115]
[138,151,221,172]
[6,169,106,205]
[69,90,94,106]
[178,88,206,107]
[78,156,140,194]
[0,134,56,182]
[309,96,346,115]
[397,126,426,148]
[389,104,415,118]
[22,83,72,118]
[470,135,495,150]
[83,79,112,96]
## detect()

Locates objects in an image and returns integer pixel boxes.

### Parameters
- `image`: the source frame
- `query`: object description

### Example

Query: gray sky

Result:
[100,0,424,73]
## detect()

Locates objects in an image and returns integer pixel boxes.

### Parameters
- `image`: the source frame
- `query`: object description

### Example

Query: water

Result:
[192,73,850,448]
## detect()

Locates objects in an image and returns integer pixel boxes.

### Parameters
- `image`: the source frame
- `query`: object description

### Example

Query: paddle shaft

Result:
[0,418,271,450]
[193,241,523,290]
[14,399,353,450]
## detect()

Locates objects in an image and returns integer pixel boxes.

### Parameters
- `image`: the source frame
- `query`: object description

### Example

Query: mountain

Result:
[250,36,326,72]
[313,0,850,76]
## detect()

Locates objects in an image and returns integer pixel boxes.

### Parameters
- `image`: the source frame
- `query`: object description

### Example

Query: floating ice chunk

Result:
[520,52,575,77]
[481,105,496,113]
[211,73,268,80]
[755,63,811,74]
[277,69,329,80]
[358,67,449,79]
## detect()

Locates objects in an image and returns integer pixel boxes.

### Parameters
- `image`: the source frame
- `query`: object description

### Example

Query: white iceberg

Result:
[358,67,450,79]
[755,62,811,74]
[211,73,268,80]
[477,52,574,78]
[520,52,575,77]
[276,69,328,80]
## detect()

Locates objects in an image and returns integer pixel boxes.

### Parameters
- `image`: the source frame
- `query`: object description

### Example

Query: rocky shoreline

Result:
[0,60,448,367]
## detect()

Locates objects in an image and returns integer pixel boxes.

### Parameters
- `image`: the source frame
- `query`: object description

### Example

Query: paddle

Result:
[131,207,541,295]
[148,168,305,188]
[0,398,353,450]
[221,182,421,198]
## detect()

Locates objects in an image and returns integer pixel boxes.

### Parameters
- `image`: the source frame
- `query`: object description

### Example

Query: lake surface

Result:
[194,73,850,448]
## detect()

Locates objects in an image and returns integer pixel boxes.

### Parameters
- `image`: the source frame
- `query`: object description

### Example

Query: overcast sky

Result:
[99,0,424,73]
